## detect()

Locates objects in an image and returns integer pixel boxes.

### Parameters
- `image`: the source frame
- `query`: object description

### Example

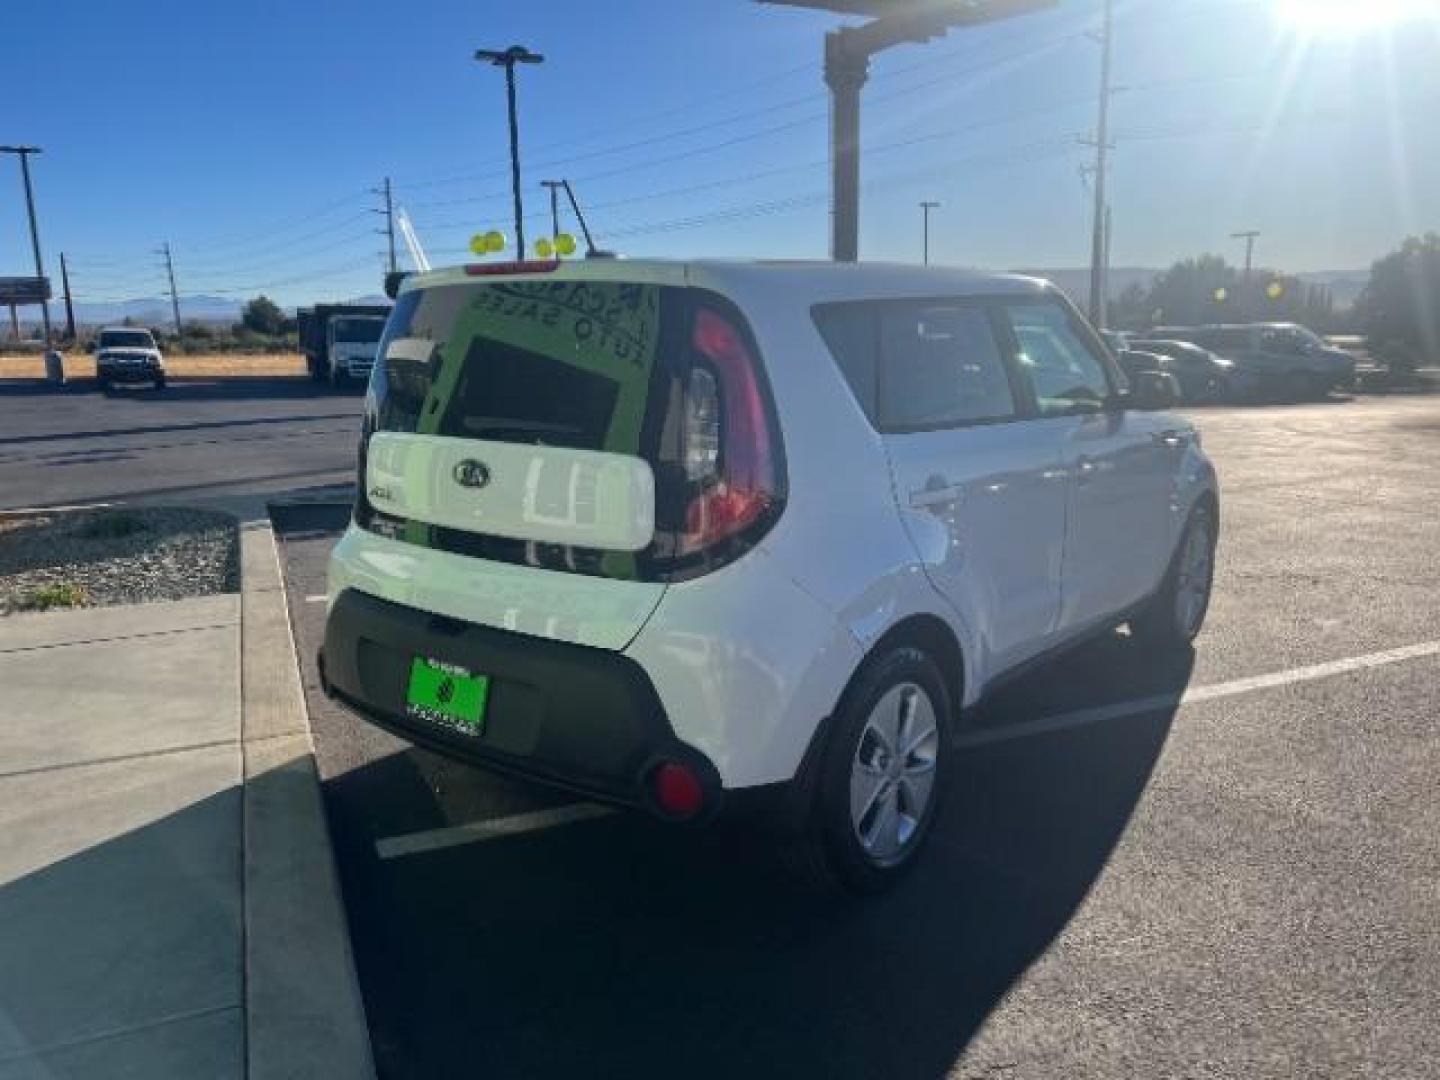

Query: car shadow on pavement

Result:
[326,635,1193,1080]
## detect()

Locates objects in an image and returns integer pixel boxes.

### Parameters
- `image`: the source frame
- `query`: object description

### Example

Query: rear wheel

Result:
[1132,503,1216,651]
[785,647,953,894]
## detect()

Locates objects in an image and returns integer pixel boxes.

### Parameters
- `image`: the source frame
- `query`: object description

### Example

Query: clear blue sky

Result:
[3,0,1437,308]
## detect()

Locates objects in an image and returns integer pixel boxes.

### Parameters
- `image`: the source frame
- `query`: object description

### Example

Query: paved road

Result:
[0,376,361,510]
[276,394,1440,1079]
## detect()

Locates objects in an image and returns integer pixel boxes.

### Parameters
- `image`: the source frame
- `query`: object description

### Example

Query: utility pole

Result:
[1232,231,1259,318]
[158,242,182,340]
[1232,230,1259,278]
[1,145,54,346]
[1085,0,1115,328]
[540,179,564,241]
[373,177,397,274]
[59,252,76,341]
[919,200,940,265]
[475,45,545,260]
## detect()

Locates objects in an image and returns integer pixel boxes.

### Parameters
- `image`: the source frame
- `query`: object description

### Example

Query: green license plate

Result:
[405,657,490,736]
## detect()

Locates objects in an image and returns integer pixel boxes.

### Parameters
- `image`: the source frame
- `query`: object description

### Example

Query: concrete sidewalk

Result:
[0,517,372,1078]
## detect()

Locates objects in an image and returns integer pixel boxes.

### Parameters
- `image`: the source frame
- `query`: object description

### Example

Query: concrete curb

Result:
[237,509,375,1080]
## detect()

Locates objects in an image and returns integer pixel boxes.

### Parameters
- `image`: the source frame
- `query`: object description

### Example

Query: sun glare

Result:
[1276,0,1437,34]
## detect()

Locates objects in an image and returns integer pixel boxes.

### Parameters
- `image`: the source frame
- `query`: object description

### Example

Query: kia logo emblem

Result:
[452,459,491,489]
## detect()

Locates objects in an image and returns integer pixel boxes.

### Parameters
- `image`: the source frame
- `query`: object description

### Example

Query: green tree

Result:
[1145,254,1238,327]
[1354,234,1440,369]
[241,295,286,337]
[1108,282,1151,331]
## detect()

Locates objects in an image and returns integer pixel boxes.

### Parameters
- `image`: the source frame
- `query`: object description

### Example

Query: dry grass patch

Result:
[0,351,306,379]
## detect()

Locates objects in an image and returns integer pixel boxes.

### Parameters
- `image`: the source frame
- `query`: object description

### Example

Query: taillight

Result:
[678,307,781,558]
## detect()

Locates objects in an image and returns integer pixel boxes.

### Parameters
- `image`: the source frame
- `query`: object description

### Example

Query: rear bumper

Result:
[319,588,723,820]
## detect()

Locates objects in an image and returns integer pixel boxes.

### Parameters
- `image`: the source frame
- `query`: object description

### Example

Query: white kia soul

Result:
[321,258,1218,892]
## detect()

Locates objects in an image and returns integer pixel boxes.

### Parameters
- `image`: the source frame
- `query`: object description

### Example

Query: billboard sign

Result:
[0,277,51,305]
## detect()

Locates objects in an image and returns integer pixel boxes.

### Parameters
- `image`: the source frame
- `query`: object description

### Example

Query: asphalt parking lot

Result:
[0,376,361,510]
[274,393,1440,1078]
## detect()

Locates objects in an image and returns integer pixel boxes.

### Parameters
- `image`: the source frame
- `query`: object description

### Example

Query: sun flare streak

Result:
[1276,0,1437,35]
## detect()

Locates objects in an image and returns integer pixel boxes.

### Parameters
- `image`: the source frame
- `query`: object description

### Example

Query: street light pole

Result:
[920,200,940,265]
[1,145,53,346]
[476,45,545,260]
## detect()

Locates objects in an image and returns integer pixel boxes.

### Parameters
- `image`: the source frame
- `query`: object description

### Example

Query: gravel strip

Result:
[0,507,238,614]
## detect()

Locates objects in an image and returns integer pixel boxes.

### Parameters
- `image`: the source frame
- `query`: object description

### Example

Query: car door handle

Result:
[909,477,964,508]
[1152,430,1185,448]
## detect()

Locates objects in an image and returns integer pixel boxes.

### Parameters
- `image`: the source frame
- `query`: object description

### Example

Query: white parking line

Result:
[958,639,1440,750]
[376,802,615,860]
[304,594,327,603]
[372,639,1440,860]
[0,500,115,516]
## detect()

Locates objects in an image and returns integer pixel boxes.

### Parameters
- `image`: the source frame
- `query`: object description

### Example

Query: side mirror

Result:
[1130,369,1179,410]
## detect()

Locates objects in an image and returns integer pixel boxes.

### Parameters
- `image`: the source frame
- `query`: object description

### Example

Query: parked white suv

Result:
[321,259,1218,892]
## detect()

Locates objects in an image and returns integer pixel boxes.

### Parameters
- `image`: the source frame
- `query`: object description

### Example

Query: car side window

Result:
[1001,301,1112,416]
[877,304,1018,430]
[813,301,1018,431]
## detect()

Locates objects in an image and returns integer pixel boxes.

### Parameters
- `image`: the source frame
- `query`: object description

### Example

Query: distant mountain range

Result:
[15,294,391,329]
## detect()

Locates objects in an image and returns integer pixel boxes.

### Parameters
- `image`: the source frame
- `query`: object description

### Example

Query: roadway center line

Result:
[957,639,1440,750]
[376,802,615,860]
[372,639,1439,860]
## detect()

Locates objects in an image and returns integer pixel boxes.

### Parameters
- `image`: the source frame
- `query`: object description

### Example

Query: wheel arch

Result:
[860,614,967,735]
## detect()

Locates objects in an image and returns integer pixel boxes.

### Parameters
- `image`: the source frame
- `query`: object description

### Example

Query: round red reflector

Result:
[651,761,705,819]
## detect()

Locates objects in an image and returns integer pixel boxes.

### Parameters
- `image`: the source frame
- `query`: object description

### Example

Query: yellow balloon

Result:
[555,232,577,257]
[1267,281,1285,300]
[534,237,554,258]
[469,233,488,256]
[484,229,506,253]
[1213,287,1228,302]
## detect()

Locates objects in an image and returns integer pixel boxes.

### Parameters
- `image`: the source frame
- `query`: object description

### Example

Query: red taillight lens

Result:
[650,761,705,819]
[680,307,779,557]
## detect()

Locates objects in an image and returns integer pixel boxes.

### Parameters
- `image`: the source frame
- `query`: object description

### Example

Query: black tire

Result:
[1131,503,1217,652]
[784,646,954,895]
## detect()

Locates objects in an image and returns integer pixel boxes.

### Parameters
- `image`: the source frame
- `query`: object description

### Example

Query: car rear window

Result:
[372,280,664,458]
